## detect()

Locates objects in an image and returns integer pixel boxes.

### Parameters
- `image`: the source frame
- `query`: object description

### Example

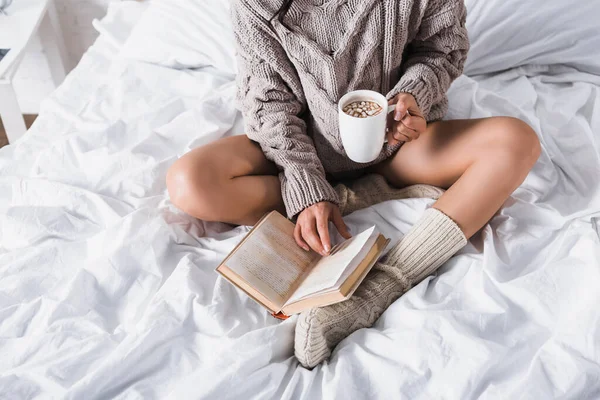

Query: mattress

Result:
[1,2,600,399]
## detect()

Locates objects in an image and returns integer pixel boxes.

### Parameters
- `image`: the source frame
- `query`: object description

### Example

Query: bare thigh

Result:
[374,117,541,237]
[166,135,285,225]
[376,119,497,187]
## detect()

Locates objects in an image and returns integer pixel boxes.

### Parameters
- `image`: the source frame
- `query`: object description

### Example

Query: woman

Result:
[167,0,541,368]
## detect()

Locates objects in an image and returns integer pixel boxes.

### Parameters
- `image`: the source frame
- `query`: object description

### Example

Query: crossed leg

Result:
[167,117,540,238]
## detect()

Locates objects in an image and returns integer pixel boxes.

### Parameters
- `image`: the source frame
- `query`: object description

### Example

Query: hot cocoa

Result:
[342,100,382,118]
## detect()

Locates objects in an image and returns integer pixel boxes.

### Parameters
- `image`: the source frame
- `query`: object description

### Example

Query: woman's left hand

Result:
[386,93,427,146]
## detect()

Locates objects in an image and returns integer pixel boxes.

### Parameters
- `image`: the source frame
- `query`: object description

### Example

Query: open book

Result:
[216,211,390,318]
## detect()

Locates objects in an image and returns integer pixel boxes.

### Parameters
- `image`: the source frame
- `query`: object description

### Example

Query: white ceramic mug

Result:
[338,90,396,163]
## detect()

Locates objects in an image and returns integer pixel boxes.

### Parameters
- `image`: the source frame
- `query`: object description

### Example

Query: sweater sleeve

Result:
[388,0,470,121]
[232,2,338,218]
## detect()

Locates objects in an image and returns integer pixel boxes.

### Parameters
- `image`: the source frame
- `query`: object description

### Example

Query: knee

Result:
[485,117,541,172]
[166,150,222,221]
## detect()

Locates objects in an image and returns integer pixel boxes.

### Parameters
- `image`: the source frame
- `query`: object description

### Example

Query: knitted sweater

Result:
[232,0,469,217]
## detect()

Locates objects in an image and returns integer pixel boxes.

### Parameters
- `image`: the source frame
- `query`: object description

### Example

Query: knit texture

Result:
[232,0,469,217]
[380,207,467,283]
[335,174,445,216]
[294,207,467,368]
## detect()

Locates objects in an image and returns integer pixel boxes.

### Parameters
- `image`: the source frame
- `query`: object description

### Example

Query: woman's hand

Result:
[386,93,427,146]
[294,201,352,256]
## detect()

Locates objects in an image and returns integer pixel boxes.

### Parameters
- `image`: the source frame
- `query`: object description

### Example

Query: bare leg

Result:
[166,135,285,226]
[375,117,541,238]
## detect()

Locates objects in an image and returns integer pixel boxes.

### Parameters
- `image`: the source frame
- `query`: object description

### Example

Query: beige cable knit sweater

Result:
[232,0,469,217]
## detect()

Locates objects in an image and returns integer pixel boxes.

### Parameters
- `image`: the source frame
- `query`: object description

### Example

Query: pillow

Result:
[120,0,237,74]
[92,1,149,48]
[464,0,600,75]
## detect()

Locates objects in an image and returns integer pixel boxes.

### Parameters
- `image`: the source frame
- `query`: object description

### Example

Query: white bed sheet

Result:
[1,4,600,400]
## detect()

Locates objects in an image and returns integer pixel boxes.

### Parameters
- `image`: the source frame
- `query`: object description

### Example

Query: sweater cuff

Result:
[280,167,339,218]
[387,75,434,120]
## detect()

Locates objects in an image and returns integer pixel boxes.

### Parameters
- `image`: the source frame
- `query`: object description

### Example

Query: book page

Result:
[284,226,377,305]
[332,230,380,289]
[225,213,319,307]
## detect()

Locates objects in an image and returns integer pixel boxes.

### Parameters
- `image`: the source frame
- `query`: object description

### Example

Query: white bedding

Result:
[1,2,600,399]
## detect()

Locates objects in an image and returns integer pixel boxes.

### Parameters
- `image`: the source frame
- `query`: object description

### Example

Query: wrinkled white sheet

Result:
[1,7,600,400]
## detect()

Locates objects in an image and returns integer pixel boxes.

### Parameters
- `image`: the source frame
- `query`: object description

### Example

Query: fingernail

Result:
[394,110,402,121]
[303,246,310,252]
[324,244,330,252]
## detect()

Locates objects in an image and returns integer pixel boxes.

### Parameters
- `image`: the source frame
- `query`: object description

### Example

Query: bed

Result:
[1,1,600,398]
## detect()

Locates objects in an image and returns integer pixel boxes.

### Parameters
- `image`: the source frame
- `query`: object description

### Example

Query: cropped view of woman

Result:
[167,0,541,368]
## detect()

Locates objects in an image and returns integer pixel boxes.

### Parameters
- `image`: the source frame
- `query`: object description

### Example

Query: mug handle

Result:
[384,105,398,144]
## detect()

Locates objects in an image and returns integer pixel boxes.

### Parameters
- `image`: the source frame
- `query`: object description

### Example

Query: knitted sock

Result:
[334,174,445,216]
[294,208,467,368]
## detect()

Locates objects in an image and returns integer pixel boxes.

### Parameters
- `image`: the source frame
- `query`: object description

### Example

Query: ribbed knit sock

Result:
[334,174,445,216]
[294,208,467,368]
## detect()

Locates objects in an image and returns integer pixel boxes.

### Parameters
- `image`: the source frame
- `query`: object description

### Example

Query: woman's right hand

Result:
[294,201,352,256]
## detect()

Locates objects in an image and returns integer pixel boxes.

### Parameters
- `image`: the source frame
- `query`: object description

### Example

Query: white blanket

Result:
[1,6,600,400]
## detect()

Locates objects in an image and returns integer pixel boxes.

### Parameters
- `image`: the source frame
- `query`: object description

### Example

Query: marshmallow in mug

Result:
[342,101,383,118]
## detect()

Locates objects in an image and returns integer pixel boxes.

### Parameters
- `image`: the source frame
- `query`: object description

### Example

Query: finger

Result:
[302,219,325,255]
[393,130,412,143]
[406,105,425,119]
[399,93,419,109]
[396,124,420,141]
[394,100,408,122]
[386,128,400,146]
[396,94,425,119]
[332,209,352,239]
[294,223,310,251]
[316,214,331,255]
[402,115,427,133]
